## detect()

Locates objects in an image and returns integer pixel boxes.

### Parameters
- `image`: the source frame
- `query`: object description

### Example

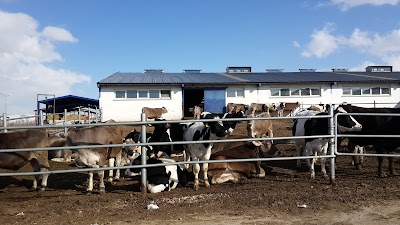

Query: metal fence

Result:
[1,105,399,193]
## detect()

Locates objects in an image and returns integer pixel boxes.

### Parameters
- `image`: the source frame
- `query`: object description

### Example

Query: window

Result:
[343,86,390,96]
[149,90,159,98]
[227,88,245,97]
[127,90,137,98]
[138,90,148,98]
[115,91,125,98]
[115,89,171,99]
[271,87,321,97]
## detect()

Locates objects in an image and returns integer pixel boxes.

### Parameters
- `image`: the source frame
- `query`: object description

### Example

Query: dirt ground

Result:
[2,119,400,225]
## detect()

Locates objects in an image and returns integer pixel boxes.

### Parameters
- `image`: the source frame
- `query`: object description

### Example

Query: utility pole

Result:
[0,92,11,114]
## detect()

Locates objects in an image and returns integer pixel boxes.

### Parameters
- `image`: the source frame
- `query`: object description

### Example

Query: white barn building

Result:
[97,66,400,122]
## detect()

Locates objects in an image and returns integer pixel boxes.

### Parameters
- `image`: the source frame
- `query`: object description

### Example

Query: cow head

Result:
[222,110,246,133]
[335,106,362,132]
[200,112,229,137]
[252,137,281,158]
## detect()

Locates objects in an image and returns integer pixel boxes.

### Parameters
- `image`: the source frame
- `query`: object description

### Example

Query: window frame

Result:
[342,86,391,96]
[115,89,171,99]
[271,87,321,97]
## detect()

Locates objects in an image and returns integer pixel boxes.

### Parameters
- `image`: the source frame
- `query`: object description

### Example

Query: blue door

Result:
[204,89,226,113]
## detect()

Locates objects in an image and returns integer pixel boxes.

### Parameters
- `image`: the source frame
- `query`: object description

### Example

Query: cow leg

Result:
[349,142,362,170]
[202,162,210,188]
[87,170,94,193]
[320,157,328,179]
[107,158,115,182]
[389,157,398,176]
[377,156,386,177]
[296,146,303,169]
[29,158,48,191]
[309,152,317,180]
[192,160,200,191]
[114,151,122,181]
[98,168,105,194]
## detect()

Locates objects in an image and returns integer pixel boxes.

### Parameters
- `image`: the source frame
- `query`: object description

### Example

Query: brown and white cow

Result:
[249,103,270,115]
[227,103,249,113]
[247,112,274,145]
[208,135,280,184]
[47,134,76,162]
[0,129,50,191]
[275,102,301,117]
[193,105,202,119]
[142,107,168,119]
[60,125,130,193]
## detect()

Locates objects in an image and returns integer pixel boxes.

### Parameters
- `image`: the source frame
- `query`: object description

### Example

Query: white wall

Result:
[99,85,182,122]
[99,82,400,121]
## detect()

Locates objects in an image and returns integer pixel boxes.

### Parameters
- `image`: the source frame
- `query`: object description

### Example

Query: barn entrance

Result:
[183,89,204,117]
[183,88,226,117]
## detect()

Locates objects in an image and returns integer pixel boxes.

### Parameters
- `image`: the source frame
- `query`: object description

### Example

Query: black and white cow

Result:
[339,104,400,177]
[200,110,245,134]
[293,106,362,179]
[125,156,189,193]
[183,117,230,190]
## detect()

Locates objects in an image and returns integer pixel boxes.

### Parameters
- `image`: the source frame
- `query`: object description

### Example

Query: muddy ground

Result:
[1,119,400,225]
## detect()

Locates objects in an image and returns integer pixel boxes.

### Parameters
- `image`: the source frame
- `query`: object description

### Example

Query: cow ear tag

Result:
[205,124,209,128]
[146,156,149,160]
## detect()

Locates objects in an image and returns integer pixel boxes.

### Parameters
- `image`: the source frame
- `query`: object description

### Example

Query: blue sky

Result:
[1,0,400,115]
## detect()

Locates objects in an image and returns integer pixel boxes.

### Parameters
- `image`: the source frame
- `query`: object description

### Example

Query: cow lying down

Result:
[125,156,189,193]
[207,135,280,184]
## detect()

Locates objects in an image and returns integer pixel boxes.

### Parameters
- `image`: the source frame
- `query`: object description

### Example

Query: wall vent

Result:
[332,68,348,72]
[266,69,283,73]
[226,66,251,73]
[365,66,392,72]
[299,69,316,72]
[183,69,201,73]
[144,69,164,73]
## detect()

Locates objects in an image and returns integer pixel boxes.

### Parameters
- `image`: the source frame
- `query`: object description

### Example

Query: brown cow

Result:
[193,105,202,119]
[142,107,168,119]
[249,103,269,115]
[208,135,280,184]
[0,129,50,191]
[247,112,274,145]
[60,125,130,193]
[47,134,75,162]
[227,103,249,113]
[276,102,300,117]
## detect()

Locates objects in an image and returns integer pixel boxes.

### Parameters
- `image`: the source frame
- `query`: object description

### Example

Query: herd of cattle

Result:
[1,102,400,194]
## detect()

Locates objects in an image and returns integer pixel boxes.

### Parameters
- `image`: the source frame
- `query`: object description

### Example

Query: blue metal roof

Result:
[97,71,400,86]
[38,95,99,113]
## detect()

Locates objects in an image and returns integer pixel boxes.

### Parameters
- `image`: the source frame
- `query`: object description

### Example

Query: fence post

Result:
[39,110,44,126]
[328,104,336,185]
[64,109,68,133]
[2,113,7,133]
[140,113,148,195]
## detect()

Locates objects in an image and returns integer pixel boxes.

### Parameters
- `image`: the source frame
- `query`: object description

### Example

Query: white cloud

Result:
[301,24,345,58]
[330,0,400,11]
[293,41,301,48]
[42,26,78,42]
[0,11,90,115]
[300,24,400,71]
